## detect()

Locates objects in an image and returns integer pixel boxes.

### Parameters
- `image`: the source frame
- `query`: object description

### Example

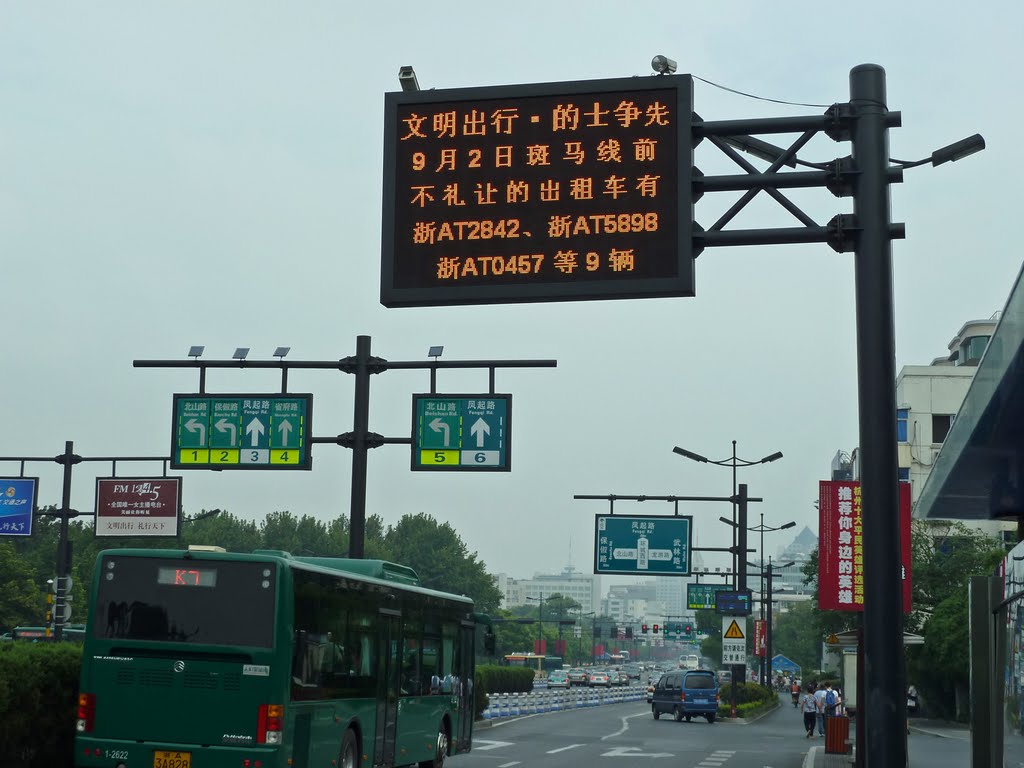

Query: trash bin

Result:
[825,714,851,754]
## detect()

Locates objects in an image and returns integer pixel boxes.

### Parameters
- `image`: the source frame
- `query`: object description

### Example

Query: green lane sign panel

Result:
[594,514,692,576]
[171,394,312,470]
[411,394,511,471]
[687,583,729,610]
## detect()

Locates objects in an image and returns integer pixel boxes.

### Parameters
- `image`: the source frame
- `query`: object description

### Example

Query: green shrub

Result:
[0,642,81,768]
[474,665,535,718]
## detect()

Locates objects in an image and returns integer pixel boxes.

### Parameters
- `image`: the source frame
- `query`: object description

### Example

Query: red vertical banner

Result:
[754,619,766,657]
[818,480,912,612]
[533,639,547,655]
[595,643,605,658]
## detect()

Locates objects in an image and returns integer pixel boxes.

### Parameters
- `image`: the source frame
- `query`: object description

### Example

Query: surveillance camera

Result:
[398,65,420,92]
[651,55,677,75]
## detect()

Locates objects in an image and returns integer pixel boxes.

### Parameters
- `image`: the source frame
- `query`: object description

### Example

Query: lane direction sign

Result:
[594,514,691,576]
[411,394,511,471]
[687,583,728,610]
[172,394,312,470]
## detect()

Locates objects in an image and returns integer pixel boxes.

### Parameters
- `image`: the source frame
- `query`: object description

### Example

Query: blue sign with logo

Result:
[772,654,801,673]
[0,478,37,536]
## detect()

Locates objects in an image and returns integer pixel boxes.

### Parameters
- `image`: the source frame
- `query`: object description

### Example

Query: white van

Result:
[679,654,700,670]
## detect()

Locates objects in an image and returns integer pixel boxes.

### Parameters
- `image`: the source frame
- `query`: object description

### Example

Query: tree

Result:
[383,513,502,613]
[770,601,822,674]
[0,541,43,630]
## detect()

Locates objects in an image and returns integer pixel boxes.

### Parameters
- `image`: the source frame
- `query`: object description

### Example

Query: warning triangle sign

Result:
[724,620,744,639]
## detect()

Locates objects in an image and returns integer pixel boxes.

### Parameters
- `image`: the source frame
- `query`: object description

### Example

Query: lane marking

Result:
[473,739,514,751]
[601,710,650,740]
[547,744,584,753]
[498,763,520,767]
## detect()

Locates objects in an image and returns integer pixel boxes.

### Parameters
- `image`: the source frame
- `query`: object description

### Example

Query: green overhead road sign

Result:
[687,583,729,610]
[172,394,312,470]
[411,394,511,471]
[594,514,692,576]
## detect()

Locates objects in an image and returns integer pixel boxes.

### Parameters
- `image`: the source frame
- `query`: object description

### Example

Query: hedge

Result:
[0,641,81,768]
[474,665,535,718]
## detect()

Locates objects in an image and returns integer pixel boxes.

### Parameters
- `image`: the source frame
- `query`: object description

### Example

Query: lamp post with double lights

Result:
[747,558,794,687]
[673,443,783,585]
[526,595,547,656]
[753,518,798,684]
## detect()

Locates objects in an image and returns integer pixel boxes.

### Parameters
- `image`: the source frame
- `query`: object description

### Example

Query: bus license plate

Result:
[695,698,708,704]
[153,750,191,768]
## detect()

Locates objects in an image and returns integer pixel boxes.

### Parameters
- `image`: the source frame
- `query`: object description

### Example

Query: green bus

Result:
[75,545,492,768]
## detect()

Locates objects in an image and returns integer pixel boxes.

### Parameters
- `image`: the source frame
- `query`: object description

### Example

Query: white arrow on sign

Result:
[246,418,265,447]
[429,417,450,447]
[215,418,237,446]
[469,417,490,447]
[601,747,672,759]
[185,418,206,445]
[277,419,293,447]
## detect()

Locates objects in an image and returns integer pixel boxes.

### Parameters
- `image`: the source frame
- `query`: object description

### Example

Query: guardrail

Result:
[481,683,646,720]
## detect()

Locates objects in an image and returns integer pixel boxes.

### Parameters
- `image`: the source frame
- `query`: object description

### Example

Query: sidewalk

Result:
[804,718,970,767]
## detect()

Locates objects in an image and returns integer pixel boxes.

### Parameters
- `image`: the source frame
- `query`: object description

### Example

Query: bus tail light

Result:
[77,693,96,733]
[257,704,284,744]
[679,692,686,702]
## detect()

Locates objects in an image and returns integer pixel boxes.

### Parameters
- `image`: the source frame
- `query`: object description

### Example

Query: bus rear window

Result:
[93,556,276,648]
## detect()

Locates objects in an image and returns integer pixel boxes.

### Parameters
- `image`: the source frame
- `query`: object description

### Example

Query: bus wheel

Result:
[420,720,449,768]
[339,729,358,768]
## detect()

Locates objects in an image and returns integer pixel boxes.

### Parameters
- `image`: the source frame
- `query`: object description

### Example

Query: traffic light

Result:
[653,624,659,634]
[625,627,633,639]
[685,623,693,638]
[641,624,649,634]
[674,624,682,635]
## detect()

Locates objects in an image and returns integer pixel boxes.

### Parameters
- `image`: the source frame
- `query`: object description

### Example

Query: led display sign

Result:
[381,74,694,307]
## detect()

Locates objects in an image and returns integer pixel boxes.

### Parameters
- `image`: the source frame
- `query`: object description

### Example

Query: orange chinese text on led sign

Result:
[381,75,694,307]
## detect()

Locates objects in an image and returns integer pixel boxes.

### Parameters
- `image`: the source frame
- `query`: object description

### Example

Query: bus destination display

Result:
[157,566,218,588]
[382,75,694,307]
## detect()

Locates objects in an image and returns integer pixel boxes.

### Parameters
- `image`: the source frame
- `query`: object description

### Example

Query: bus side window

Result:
[402,638,421,696]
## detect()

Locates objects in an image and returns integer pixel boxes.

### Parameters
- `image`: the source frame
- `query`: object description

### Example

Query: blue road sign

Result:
[0,477,37,536]
[772,654,801,673]
[594,514,692,576]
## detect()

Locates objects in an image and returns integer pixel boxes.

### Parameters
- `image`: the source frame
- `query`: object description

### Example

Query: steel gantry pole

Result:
[850,63,906,766]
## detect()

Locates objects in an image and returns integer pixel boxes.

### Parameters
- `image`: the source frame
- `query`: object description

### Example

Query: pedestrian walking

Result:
[801,683,818,738]
[814,683,827,736]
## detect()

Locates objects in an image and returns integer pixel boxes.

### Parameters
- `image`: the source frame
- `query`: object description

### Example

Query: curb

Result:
[908,724,970,741]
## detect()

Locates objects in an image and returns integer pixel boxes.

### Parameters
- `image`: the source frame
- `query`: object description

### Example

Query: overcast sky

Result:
[2,1,1019,588]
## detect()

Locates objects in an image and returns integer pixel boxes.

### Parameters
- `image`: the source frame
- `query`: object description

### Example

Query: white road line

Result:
[473,739,514,751]
[498,763,521,767]
[547,744,584,753]
[601,710,650,740]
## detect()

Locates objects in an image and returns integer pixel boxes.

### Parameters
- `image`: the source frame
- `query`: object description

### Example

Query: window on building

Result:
[932,414,954,444]
[958,336,990,366]
[897,409,909,442]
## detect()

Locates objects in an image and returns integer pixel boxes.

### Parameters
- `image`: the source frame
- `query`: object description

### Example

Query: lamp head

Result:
[399,65,420,92]
[931,134,985,166]
[673,446,709,463]
[651,55,677,75]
